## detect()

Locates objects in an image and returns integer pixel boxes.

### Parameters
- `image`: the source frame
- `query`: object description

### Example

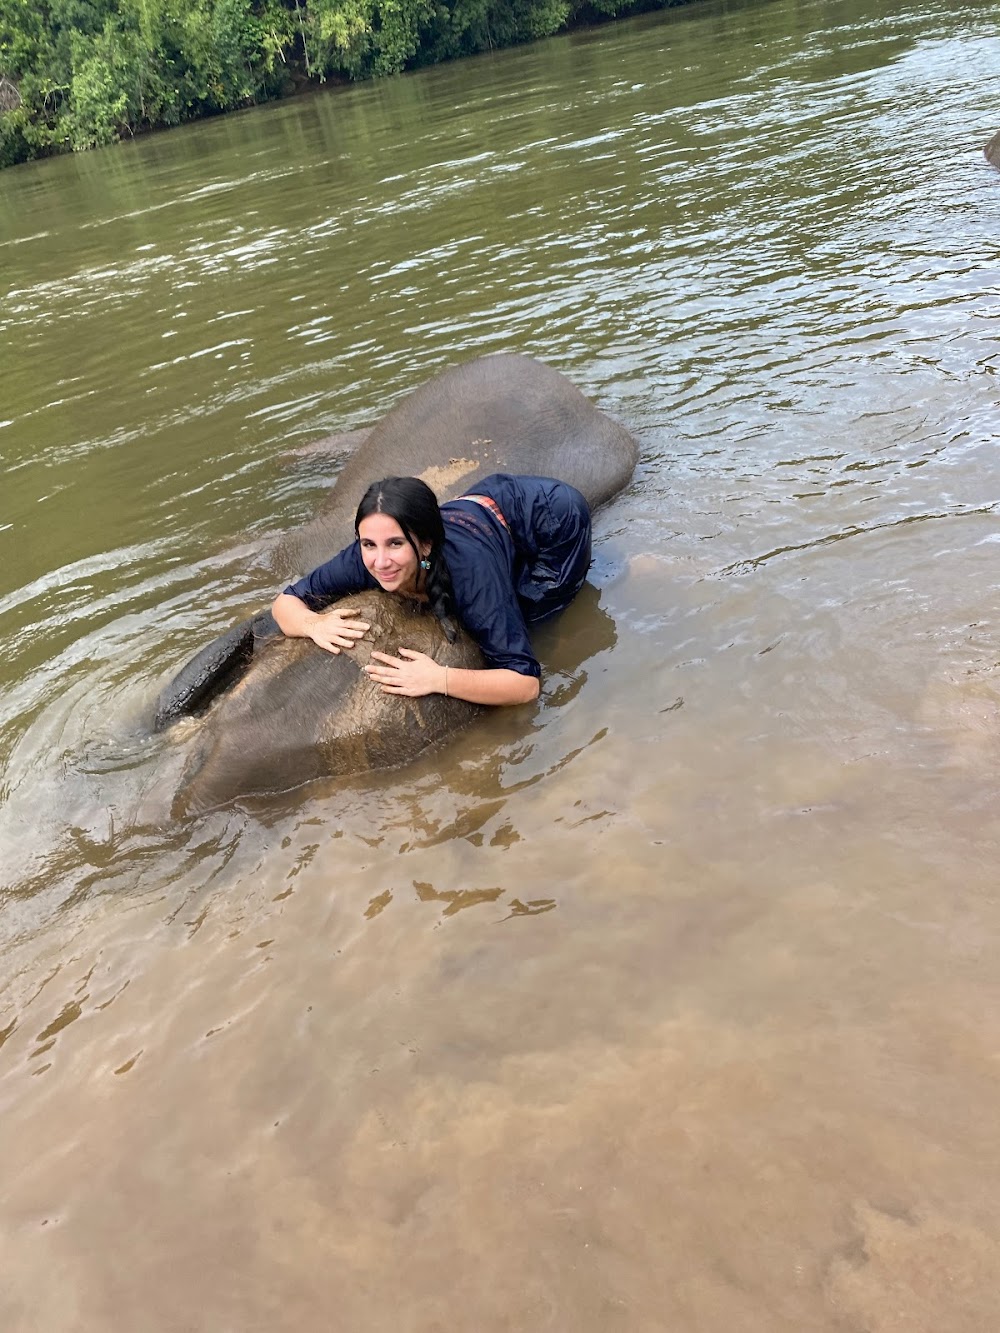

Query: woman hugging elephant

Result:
[272,473,592,708]
[160,352,638,813]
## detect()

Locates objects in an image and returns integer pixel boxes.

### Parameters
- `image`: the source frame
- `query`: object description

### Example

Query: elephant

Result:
[171,591,488,816]
[986,130,1000,169]
[158,352,639,814]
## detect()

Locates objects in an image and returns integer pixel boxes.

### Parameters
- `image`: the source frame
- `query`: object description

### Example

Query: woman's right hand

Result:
[271,592,370,652]
[306,607,371,654]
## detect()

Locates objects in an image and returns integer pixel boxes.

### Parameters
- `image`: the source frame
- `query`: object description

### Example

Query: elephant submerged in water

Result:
[158,353,639,814]
[171,591,487,816]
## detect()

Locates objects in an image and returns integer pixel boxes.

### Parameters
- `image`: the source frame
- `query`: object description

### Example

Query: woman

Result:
[271,474,591,706]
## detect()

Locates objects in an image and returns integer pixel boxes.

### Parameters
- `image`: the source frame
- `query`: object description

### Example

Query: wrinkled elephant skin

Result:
[986,130,1000,169]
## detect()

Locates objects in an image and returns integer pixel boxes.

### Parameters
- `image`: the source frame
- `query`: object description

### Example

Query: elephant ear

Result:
[153,611,280,731]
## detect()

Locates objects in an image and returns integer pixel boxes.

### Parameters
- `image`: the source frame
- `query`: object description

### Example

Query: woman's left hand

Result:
[365,648,446,697]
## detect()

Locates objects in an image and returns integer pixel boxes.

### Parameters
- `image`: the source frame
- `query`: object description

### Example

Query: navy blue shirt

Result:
[284,474,572,678]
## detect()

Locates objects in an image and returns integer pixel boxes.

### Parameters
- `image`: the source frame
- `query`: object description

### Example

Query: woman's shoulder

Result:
[284,540,369,603]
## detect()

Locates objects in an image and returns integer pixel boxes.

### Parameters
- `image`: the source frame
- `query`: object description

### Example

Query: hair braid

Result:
[422,552,459,644]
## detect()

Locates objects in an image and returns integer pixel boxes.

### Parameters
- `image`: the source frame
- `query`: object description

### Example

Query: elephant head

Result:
[172,593,484,815]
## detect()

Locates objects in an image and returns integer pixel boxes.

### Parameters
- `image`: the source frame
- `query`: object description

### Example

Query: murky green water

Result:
[2,0,1000,1326]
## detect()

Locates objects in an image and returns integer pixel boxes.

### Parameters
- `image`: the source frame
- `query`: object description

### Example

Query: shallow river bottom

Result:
[4,523,1000,1331]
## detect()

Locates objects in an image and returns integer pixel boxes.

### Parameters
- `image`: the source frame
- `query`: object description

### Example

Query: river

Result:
[2,0,1000,1326]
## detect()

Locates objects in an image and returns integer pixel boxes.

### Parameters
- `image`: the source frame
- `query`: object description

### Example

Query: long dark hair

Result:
[355,476,459,642]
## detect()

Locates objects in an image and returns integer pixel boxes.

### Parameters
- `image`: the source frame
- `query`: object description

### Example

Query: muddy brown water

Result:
[2,0,1000,1327]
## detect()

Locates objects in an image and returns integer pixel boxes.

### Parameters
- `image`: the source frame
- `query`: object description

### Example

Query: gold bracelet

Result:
[444,667,449,697]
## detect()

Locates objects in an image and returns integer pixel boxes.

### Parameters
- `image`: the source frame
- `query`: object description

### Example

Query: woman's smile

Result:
[357,513,428,597]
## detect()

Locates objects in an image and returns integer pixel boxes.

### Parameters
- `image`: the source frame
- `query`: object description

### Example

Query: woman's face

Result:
[357,513,430,597]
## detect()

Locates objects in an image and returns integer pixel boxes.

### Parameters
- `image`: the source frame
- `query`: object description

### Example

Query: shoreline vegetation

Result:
[0,0,694,169]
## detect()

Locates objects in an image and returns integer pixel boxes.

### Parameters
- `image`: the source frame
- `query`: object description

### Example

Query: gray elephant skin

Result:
[162,353,639,815]
[986,130,1000,169]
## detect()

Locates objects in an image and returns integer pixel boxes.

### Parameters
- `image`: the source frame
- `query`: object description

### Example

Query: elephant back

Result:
[277,353,638,578]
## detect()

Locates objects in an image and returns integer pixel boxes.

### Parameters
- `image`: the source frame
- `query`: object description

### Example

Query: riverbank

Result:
[0,0,695,169]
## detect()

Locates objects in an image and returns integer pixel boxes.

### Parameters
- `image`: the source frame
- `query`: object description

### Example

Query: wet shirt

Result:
[284,474,559,678]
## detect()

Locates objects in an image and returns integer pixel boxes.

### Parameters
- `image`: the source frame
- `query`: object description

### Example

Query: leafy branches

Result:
[0,0,685,166]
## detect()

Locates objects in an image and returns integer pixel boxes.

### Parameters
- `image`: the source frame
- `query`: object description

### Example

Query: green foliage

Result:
[571,0,682,20]
[0,103,31,166]
[67,24,130,148]
[0,0,296,159]
[417,0,571,64]
[0,0,692,167]
[305,0,435,79]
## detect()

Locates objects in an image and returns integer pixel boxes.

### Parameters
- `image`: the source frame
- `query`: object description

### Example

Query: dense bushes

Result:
[0,0,685,166]
[0,0,295,163]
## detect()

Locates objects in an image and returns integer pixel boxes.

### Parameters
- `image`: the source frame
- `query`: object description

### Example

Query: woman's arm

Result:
[365,649,539,705]
[271,592,370,655]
